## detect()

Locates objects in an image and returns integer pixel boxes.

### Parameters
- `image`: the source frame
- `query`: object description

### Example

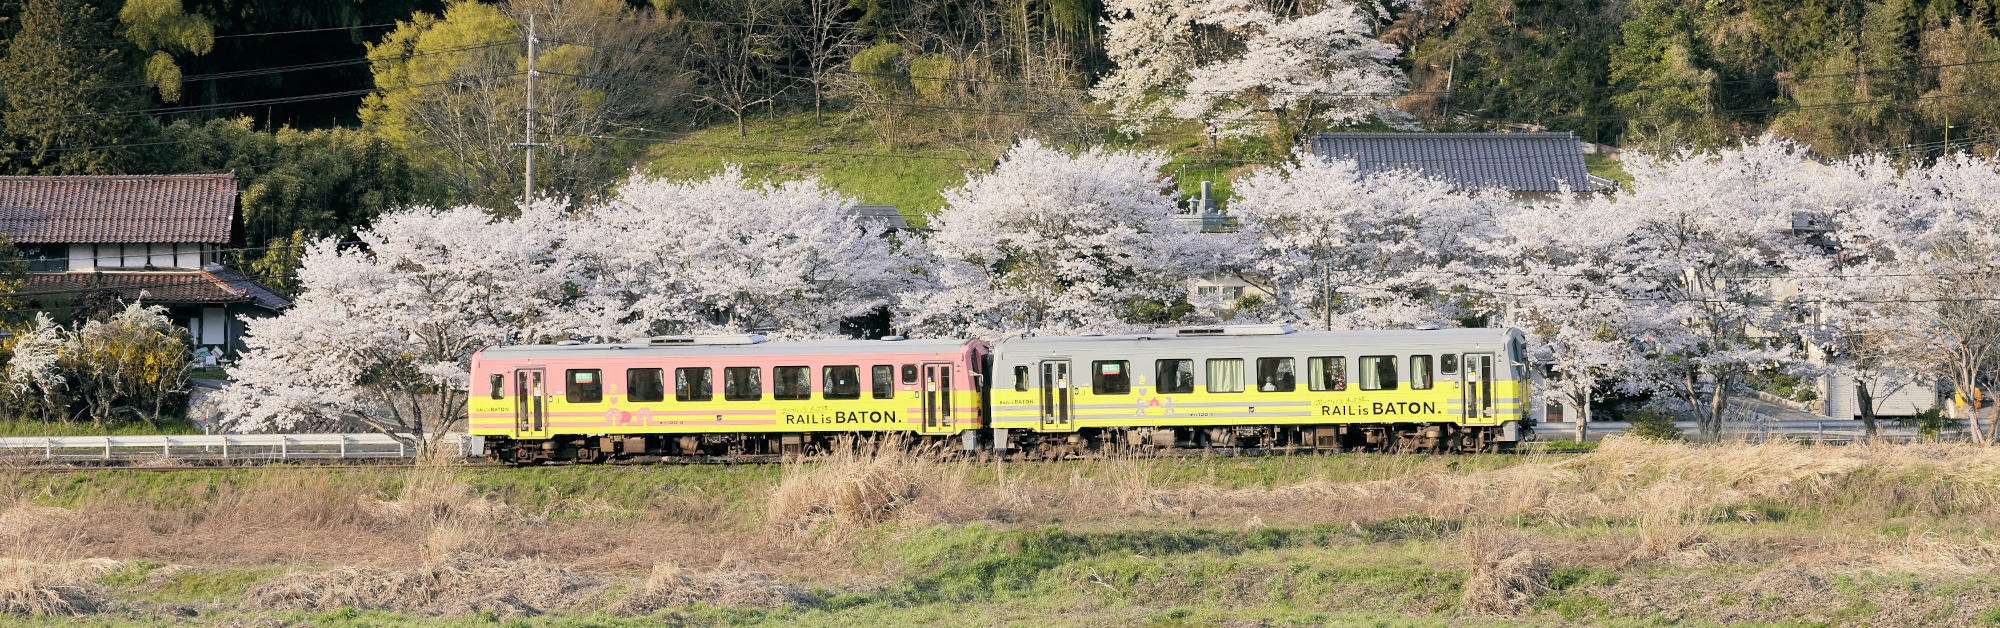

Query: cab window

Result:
[566,369,603,403]
[489,373,504,399]
[1014,365,1030,392]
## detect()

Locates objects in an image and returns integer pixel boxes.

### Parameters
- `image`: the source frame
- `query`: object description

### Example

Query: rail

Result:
[0,433,481,461]
[1570,419,1953,443]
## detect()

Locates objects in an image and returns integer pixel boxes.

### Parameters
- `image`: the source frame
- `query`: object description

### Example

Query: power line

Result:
[212,22,407,39]
[0,40,519,98]
[0,71,525,127]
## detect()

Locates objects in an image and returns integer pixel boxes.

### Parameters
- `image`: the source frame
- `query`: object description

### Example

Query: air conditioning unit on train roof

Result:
[1174,324,1296,337]
[633,334,766,346]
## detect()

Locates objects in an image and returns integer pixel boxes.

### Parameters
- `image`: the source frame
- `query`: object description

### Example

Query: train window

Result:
[676,368,713,402]
[1257,358,1295,392]
[490,373,504,400]
[1156,359,1193,394]
[872,365,894,399]
[566,369,603,403]
[1359,356,1399,390]
[1410,356,1434,390]
[774,366,812,400]
[723,367,762,401]
[1014,365,1030,392]
[901,364,918,384]
[1308,357,1346,391]
[824,365,861,400]
[1441,354,1459,375]
[1092,361,1131,394]
[1206,359,1244,393]
[628,368,666,402]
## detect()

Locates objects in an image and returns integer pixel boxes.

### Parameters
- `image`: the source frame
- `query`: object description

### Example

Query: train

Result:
[467,324,1538,464]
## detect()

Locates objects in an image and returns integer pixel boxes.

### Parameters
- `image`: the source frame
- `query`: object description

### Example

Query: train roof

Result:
[476,337,979,361]
[992,327,1520,355]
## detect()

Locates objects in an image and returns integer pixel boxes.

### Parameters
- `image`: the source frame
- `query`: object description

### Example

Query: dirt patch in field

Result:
[245,554,604,618]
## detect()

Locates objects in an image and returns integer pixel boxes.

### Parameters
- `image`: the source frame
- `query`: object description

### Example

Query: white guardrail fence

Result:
[1572,419,1950,444]
[0,433,482,461]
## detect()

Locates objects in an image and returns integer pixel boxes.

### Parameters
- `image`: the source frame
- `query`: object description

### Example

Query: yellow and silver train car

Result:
[987,324,1535,455]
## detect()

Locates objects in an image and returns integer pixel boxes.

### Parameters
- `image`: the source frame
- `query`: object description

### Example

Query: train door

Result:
[921,363,955,434]
[1461,354,1494,423]
[1039,360,1073,431]
[513,368,548,439]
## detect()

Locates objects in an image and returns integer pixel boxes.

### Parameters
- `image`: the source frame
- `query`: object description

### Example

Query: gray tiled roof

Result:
[0,174,236,243]
[849,205,909,230]
[1307,132,1606,192]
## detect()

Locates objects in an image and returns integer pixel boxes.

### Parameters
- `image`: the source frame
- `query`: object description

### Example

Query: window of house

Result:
[566,369,603,403]
[1359,356,1398,391]
[676,368,713,402]
[628,368,665,402]
[1410,355,1434,390]
[1441,354,1459,375]
[1014,365,1030,392]
[872,365,895,399]
[1206,359,1244,393]
[1309,357,1346,391]
[723,367,761,401]
[1257,358,1295,392]
[824,365,861,400]
[1156,359,1194,394]
[1092,361,1131,394]
[774,366,812,400]
[490,373,504,400]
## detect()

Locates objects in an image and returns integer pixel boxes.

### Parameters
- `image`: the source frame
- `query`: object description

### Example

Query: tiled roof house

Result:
[1307,132,1614,197]
[0,173,290,353]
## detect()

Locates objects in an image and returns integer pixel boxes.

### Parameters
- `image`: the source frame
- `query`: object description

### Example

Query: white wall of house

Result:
[67,243,215,270]
[1822,375,1937,419]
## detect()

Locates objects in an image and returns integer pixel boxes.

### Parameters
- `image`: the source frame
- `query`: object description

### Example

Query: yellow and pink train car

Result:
[469,335,987,463]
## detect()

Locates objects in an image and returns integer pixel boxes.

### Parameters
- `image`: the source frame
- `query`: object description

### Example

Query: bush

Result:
[1624,409,1683,441]
[850,43,906,96]
[1894,408,1965,441]
[4,302,192,428]
[909,54,956,101]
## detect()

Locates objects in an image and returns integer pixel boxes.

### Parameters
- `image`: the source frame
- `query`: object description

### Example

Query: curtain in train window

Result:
[676,368,712,401]
[1309,357,1346,391]
[1359,356,1398,390]
[1155,359,1193,394]
[872,365,895,399]
[723,367,762,401]
[627,368,666,402]
[774,366,812,400]
[824,365,861,400]
[566,369,602,403]
[1257,358,1295,392]
[1206,359,1244,393]
[1410,355,1434,390]
[1092,361,1131,394]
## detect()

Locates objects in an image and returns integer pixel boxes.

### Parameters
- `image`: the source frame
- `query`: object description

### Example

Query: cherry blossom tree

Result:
[1096,0,1410,140]
[902,138,1228,338]
[1600,139,1827,440]
[1227,153,1500,330]
[568,167,916,341]
[220,202,579,450]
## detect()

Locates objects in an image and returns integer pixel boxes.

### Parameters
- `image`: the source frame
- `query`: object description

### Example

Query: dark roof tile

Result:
[1307,132,1605,192]
[0,174,235,244]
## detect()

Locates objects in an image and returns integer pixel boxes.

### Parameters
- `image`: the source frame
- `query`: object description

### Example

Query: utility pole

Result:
[512,12,549,205]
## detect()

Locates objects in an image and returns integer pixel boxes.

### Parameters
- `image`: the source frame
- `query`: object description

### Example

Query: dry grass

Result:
[1460,524,1550,615]
[0,557,117,616]
[246,554,602,618]
[607,562,817,616]
[766,435,937,535]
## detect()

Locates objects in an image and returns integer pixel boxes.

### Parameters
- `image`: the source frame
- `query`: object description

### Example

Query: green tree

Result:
[0,0,153,175]
[118,0,214,102]
[147,117,430,247]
